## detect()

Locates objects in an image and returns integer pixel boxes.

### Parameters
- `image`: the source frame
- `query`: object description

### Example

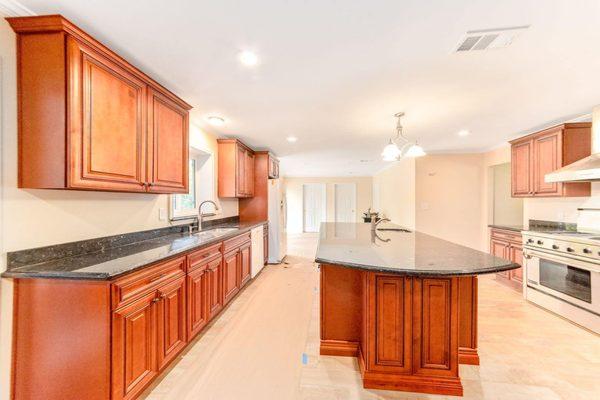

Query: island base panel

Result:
[320,264,464,396]
[458,276,480,365]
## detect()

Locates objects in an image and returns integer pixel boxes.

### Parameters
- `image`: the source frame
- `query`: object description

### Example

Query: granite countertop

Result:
[315,222,519,276]
[488,224,524,232]
[2,221,267,280]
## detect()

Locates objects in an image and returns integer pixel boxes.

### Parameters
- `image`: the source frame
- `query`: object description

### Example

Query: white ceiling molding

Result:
[0,0,35,17]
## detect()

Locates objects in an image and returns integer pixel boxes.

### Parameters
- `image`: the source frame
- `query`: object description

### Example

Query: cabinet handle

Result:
[148,182,155,187]
[152,297,161,303]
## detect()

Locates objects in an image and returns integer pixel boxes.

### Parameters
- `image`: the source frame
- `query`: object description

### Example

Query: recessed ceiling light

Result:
[207,116,225,126]
[239,50,259,66]
[457,129,470,137]
[286,136,298,143]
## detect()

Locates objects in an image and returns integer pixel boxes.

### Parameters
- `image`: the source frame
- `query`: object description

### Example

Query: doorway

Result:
[303,184,326,232]
[334,183,356,223]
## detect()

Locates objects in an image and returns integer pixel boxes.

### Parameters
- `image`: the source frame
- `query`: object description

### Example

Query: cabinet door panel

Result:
[369,276,411,372]
[68,38,146,192]
[207,258,223,319]
[236,147,246,197]
[490,239,510,278]
[223,250,240,304]
[533,131,562,196]
[156,276,187,370]
[509,244,523,283]
[240,243,252,287]
[245,152,255,197]
[188,267,209,339]
[511,140,532,197]
[112,292,157,400]
[147,87,189,193]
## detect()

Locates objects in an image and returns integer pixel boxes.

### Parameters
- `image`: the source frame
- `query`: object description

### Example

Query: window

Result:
[170,148,216,220]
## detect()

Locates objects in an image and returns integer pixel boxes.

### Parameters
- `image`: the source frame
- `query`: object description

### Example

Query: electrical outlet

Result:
[159,208,167,221]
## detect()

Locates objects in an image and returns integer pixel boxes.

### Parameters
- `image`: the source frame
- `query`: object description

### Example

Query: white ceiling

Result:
[11,0,600,176]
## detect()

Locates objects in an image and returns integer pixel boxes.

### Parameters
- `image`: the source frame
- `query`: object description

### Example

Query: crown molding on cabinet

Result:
[0,0,35,17]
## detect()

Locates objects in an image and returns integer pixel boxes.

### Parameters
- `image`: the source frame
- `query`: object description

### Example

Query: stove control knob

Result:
[566,247,575,253]
[552,245,559,250]
[527,239,534,244]
[583,248,592,254]
[537,240,544,245]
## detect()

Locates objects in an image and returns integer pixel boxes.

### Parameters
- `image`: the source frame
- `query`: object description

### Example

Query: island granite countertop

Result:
[315,222,518,276]
[2,221,267,280]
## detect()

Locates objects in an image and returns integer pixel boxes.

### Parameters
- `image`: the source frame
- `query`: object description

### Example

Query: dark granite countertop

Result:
[488,224,524,232]
[315,222,518,276]
[2,221,267,280]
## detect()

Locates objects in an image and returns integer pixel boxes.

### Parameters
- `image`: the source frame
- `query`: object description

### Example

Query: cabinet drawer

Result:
[188,243,222,272]
[111,256,186,310]
[490,229,522,244]
[223,232,251,253]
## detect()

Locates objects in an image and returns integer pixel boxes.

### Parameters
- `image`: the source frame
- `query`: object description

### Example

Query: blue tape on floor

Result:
[302,353,308,365]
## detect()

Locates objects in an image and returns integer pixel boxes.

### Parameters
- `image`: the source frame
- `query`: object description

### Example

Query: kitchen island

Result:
[315,222,518,396]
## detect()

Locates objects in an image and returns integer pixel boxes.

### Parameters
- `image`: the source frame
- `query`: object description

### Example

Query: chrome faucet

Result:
[371,217,391,231]
[198,200,219,231]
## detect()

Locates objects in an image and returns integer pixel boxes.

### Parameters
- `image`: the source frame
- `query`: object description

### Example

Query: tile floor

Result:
[142,233,600,400]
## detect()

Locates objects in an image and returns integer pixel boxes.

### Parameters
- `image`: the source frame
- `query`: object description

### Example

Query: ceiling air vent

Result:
[455,26,529,52]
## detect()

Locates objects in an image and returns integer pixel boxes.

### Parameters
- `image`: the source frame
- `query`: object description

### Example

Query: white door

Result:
[334,183,356,223]
[303,183,326,232]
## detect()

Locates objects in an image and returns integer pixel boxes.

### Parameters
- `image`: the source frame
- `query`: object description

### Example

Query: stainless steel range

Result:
[522,230,600,334]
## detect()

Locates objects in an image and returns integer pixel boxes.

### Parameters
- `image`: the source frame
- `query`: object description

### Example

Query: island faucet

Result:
[371,217,391,231]
[198,200,219,231]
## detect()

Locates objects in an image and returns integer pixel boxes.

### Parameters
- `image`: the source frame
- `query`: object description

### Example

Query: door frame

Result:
[334,182,357,223]
[302,183,327,233]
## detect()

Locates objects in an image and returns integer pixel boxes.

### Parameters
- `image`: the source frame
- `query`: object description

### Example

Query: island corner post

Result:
[319,264,479,397]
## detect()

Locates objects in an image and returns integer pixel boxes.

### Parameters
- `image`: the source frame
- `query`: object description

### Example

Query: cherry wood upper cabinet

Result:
[7,15,191,193]
[218,138,255,198]
[147,87,189,193]
[510,123,591,197]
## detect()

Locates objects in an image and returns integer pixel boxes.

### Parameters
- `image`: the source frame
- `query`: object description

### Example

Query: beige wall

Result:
[415,154,487,250]
[284,177,373,233]
[0,16,238,397]
[372,158,416,229]
[492,163,523,226]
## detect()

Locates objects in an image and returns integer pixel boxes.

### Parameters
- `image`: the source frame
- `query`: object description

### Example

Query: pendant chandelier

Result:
[381,112,426,161]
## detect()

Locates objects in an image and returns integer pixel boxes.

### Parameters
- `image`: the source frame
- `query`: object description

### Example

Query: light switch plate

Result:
[159,208,167,221]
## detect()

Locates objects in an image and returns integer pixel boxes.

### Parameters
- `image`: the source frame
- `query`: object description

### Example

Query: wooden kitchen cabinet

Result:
[11,231,255,400]
[147,87,189,193]
[223,249,241,304]
[218,139,255,198]
[112,291,159,400]
[156,276,187,370]
[8,15,191,193]
[510,123,591,198]
[240,241,252,286]
[207,257,224,319]
[490,228,523,289]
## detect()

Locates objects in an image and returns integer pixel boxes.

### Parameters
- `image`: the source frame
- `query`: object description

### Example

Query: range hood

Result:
[545,107,600,183]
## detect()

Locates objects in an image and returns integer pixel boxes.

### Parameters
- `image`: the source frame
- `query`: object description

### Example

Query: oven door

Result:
[524,248,600,315]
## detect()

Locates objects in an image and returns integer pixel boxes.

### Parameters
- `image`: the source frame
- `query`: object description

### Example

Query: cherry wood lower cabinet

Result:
[321,264,472,396]
[490,228,523,288]
[11,231,256,400]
